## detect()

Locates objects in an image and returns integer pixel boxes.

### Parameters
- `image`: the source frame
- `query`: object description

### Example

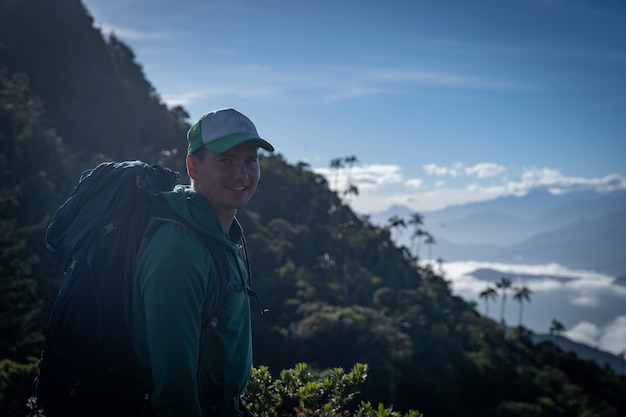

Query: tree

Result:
[495,277,513,325]
[423,232,436,262]
[330,157,344,192]
[479,286,498,316]
[513,285,532,326]
[387,215,406,242]
[549,318,566,349]
[408,213,425,259]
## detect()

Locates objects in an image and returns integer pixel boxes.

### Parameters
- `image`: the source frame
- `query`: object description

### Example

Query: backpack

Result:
[32,160,241,417]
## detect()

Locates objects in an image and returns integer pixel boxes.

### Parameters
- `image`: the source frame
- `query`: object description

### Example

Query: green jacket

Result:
[132,185,253,417]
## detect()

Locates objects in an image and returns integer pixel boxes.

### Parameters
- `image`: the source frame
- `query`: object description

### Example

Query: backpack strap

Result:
[240,234,269,317]
[137,214,231,332]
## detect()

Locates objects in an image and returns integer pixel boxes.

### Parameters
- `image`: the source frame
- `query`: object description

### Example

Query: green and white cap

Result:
[187,108,274,154]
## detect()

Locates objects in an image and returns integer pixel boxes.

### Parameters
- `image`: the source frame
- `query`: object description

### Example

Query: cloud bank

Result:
[315,161,626,213]
[440,261,626,356]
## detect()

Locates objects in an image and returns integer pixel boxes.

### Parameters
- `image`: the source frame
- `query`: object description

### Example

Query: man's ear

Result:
[186,153,197,180]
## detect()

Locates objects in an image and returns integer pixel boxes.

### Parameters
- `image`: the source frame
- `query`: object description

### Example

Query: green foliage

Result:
[244,363,422,417]
[0,67,68,361]
[0,358,39,417]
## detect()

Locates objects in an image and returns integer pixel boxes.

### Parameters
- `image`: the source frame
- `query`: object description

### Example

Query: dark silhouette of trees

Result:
[387,214,407,242]
[479,286,498,316]
[329,155,359,200]
[408,212,426,259]
[550,318,566,347]
[424,232,436,262]
[513,285,532,326]
[329,157,344,192]
[496,277,513,325]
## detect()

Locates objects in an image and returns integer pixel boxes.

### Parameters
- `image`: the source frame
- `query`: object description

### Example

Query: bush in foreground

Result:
[244,363,423,417]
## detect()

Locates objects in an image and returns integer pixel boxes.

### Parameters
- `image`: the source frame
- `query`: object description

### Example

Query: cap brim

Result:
[202,132,274,153]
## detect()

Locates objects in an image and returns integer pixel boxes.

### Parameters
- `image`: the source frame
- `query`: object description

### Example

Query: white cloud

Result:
[391,185,504,212]
[358,67,539,91]
[508,168,626,195]
[599,316,626,355]
[566,321,600,346]
[405,178,423,189]
[316,159,626,214]
[567,317,626,355]
[465,163,506,178]
[422,162,505,179]
[315,163,403,193]
[161,91,206,108]
[423,162,464,177]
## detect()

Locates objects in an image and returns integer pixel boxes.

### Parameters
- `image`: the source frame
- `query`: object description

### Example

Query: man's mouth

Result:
[227,185,248,191]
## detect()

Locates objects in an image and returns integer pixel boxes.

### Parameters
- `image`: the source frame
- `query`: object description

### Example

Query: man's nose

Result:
[232,161,248,178]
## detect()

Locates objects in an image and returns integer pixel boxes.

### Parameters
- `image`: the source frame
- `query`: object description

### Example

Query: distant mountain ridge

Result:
[369,189,626,276]
[531,333,625,376]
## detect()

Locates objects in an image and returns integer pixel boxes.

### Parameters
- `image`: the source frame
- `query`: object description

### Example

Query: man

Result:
[132,108,274,417]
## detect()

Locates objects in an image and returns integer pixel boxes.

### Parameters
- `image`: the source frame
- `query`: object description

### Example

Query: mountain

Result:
[369,190,626,276]
[530,333,626,376]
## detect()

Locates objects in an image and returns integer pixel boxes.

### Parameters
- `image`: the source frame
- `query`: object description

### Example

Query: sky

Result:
[81,0,626,214]
[79,0,626,354]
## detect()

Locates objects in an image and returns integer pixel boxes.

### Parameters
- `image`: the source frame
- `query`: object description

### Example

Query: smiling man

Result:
[132,108,274,417]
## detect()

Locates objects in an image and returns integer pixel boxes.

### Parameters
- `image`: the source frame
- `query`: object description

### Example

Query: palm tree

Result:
[435,257,445,276]
[343,184,359,198]
[343,155,358,181]
[329,157,344,192]
[495,277,513,325]
[479,286,498,316]
[342,155,359,201]
[424,232,436,262]
[408,212,425,259]
[513,285,532,326]
[549,318,566,348]
[387,215,406,242]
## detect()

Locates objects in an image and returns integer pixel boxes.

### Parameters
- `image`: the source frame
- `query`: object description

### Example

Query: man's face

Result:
[188,141,260,220]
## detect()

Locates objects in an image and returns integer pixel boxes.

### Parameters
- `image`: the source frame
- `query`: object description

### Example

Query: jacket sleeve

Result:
[135,222,217,417]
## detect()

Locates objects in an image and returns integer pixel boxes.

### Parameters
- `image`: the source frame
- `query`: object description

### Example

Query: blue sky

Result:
[82,0,626,214]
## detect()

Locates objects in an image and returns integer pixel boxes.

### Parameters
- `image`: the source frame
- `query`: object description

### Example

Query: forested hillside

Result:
[1,1,625,416]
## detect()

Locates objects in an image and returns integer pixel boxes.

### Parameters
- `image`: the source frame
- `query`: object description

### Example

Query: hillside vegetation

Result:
[1,1,625,416]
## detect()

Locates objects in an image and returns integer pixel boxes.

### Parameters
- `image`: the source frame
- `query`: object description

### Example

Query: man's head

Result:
[186,108,273,229]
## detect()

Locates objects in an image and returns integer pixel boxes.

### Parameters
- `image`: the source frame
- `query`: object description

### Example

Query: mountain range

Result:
[369,189,626,277]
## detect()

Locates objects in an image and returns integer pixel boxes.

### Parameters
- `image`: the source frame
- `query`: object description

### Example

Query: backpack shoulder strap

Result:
[138,214,230,331]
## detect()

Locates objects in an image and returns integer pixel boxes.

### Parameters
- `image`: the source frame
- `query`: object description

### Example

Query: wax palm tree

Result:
[549,318,566,348]
[342,155,359,200]
[513,285,532,326]
[408,212,425,259]
[387,215,406,242]
[479,286,498,316]
[424,232,436,262]
[329,157,344,191]
[496,277,513,325]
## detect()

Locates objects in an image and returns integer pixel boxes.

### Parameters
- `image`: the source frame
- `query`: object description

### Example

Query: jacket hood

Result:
[159,185,242,251]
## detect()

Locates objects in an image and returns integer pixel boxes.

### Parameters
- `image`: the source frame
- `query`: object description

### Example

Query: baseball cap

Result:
[187,108,274,154]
